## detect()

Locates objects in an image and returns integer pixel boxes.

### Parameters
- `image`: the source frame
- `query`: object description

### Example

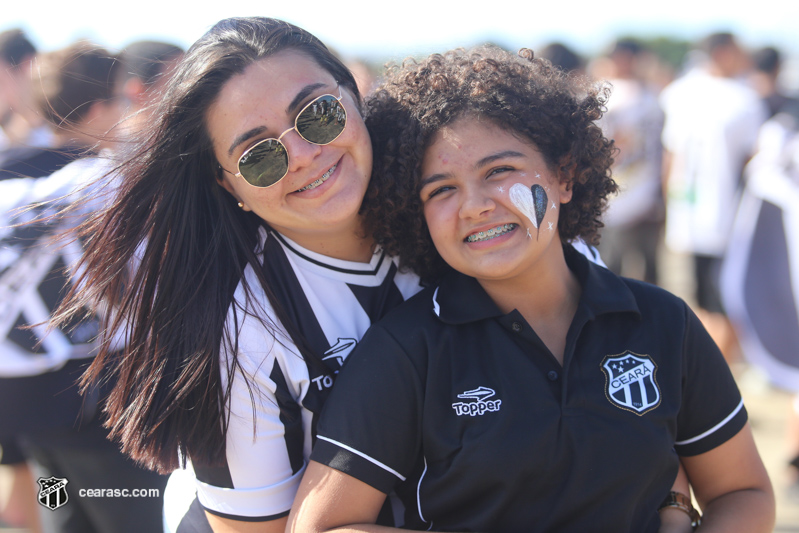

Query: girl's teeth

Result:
[297,164,337,192]
[466,224,516,243]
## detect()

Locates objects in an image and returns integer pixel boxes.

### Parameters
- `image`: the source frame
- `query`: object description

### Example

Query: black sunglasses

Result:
[232,86,347,188]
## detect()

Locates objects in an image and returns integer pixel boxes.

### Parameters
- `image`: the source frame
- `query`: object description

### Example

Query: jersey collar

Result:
[267,229,388,276]
[431,244,640,325]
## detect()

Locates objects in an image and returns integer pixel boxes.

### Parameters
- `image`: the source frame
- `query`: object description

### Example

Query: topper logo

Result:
[321,338,357,368]
[451,386,502,417]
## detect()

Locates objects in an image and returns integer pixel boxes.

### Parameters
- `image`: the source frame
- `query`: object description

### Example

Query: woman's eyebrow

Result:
[226,83,331,157]
[228,126,267,157]
[286,82,328,114]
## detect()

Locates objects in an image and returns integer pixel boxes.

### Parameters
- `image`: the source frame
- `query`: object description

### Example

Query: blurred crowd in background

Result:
[0,24,798,532]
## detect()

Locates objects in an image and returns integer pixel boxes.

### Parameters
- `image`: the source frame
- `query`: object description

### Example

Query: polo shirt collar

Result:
[432,244,640,325]
[432,270,504,325]
[565,244,640,320]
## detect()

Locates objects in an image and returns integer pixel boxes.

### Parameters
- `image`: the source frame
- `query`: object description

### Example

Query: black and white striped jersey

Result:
[192,228,422,521]
[0,157,111,377]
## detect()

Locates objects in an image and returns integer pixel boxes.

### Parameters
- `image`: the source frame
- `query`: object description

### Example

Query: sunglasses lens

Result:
[238,139,288,187]
[296,94,347,145]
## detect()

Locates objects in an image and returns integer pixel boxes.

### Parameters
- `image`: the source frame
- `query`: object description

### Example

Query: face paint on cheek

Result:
[509,183,549,240]
[532,184,547,231]
[509,183,538,229]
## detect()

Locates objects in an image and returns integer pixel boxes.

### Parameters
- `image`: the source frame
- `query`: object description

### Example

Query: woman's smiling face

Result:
[208,49,373,249]
[420,117,573,284]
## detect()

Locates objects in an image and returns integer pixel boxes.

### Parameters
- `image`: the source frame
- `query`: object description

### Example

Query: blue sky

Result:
[4,0,798,62]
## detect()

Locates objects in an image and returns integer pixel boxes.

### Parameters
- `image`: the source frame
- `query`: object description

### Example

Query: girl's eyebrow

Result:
[420,172,451,189]
[421,150,527,187]
[475,150,525,169]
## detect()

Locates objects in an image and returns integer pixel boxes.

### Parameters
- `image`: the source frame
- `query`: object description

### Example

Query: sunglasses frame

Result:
[234,85,346,188]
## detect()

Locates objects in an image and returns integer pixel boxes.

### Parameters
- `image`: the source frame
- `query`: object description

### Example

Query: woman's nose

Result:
[282,128,323,173]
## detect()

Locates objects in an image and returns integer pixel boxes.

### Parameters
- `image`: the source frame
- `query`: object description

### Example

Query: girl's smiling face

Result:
[420,117,573,284]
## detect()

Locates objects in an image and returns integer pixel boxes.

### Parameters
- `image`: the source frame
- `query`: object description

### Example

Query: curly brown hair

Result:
[361,46,617,284]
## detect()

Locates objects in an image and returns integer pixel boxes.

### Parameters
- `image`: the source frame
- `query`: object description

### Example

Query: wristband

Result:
[659,491,701,529]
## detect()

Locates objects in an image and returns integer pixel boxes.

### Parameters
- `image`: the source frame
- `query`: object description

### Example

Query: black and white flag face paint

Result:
[509,183,548,239]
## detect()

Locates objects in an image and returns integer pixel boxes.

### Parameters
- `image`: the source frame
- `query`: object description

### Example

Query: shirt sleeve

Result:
[193,281,310,521]
[674,302,747,456]
[311,323,423,494]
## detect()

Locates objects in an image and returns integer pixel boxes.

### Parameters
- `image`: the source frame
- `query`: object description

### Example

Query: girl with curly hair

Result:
[289,47,774,532]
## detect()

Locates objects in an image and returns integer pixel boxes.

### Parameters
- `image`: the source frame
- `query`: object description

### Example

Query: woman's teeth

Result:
[296,164,337,192]
[466,223,517,243]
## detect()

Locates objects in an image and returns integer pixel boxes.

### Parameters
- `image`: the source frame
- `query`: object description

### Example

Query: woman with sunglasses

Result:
[54,16,422,533]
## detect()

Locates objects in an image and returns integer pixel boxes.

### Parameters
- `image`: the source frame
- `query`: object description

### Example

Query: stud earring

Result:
[237,202,244,209]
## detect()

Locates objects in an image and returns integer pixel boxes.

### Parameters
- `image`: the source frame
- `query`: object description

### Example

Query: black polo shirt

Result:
[312,245,746,533]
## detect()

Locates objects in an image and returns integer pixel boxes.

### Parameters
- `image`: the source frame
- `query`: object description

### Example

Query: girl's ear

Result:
[557,157,576,205]
[558,178,574,205]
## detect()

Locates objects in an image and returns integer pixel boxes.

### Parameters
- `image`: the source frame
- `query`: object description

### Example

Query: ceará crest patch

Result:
[601,352,661,415]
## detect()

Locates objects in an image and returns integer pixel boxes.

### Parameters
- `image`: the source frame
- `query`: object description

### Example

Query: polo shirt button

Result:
[511,321,522,332]
[547,371,559,381]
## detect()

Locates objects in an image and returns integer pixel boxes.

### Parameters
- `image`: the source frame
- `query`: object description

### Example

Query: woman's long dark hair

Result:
[54,17,360,473]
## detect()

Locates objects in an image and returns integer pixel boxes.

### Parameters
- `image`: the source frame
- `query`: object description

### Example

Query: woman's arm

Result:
[287,461,394,533]
[682,423,775,532]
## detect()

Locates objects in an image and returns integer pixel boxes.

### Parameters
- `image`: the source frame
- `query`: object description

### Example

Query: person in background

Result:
[720,84,799,499]
[345,59,377,97]
[659,32,767,363]
[0,39,182,533]
[0,40,123,180]
[750,46,798,118]
[0,28,52,154]
[595,38,665,285]
[0,40,123,533]
[539,41,584,75]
